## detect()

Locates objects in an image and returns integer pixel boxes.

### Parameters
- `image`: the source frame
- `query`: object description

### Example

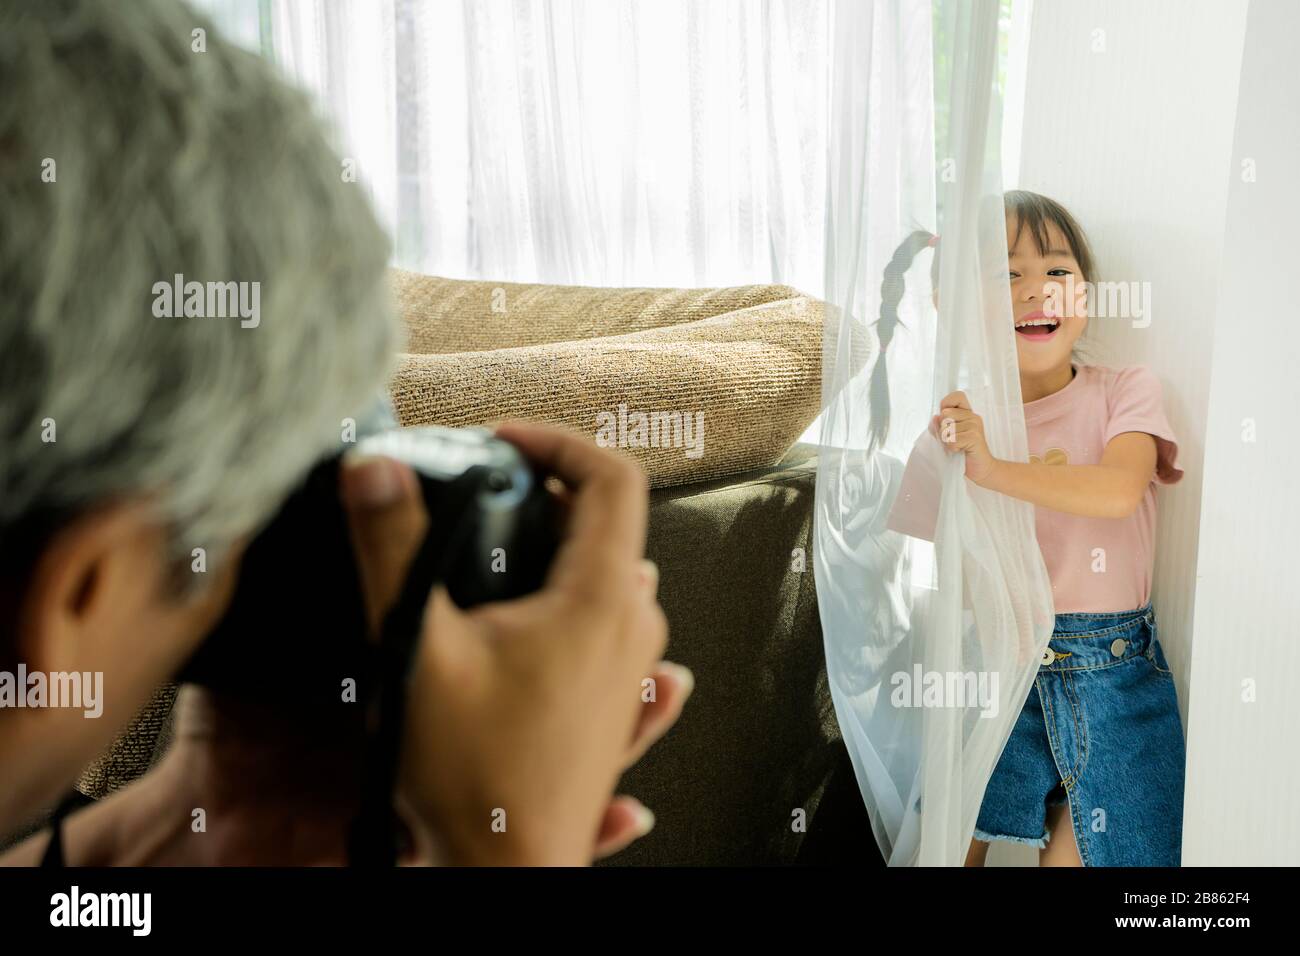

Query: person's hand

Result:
[340,421,690,866]
[932,390,999,485]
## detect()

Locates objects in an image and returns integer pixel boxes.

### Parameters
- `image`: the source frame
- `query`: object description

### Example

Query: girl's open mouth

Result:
[1015,313,1059,340]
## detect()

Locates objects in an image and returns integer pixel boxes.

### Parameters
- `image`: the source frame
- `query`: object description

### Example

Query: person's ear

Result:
[15,501,166,675]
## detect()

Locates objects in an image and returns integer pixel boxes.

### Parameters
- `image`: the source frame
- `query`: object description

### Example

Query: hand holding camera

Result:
[152,421,687,866]
[327,426,681,868]
[345,422,681,864]
[57,418,691,868]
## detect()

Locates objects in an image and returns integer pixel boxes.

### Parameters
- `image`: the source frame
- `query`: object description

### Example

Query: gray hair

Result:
[0,0,399,582]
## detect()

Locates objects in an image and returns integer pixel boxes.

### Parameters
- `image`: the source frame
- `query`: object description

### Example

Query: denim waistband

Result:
[1053,602,1152,635]
[1042,602,1155,672]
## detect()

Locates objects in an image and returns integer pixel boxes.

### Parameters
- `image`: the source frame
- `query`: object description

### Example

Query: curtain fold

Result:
[814,0,1055,866]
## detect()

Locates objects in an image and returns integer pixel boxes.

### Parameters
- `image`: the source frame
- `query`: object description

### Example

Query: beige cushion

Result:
[389,271,824,488]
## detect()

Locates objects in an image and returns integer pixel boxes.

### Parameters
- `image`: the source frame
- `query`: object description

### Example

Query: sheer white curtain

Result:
[243,0,832,289]
[193,0,1055,867]
[815,0,1054,866]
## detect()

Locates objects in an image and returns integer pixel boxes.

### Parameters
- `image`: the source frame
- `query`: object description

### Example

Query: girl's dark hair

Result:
[866,190,1094,453]
[1003,189,1095,284]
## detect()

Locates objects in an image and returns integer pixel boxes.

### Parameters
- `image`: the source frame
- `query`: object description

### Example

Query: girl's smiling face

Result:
[1007,214,1088,376]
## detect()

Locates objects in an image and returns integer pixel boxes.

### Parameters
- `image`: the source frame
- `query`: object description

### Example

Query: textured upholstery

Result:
[389,271,824,489]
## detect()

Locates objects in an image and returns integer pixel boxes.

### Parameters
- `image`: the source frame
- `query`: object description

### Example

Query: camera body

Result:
[179,425,558,721]
[355,426,557,607]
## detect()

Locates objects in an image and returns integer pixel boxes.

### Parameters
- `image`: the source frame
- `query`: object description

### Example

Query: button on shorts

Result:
[973,602,1186,866]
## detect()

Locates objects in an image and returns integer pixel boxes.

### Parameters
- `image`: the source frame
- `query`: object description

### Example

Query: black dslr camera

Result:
[180,423,559,724]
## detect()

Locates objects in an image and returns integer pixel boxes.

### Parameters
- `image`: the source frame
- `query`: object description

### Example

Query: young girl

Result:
[884,190,1186,867]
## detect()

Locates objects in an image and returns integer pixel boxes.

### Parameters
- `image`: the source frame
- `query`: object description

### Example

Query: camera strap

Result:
[39,791,91,867]
[347,488,479,867]
[347,538,441,866]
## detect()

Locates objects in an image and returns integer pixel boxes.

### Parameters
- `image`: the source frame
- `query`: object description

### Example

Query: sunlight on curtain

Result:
[814,0,1054,865]
[224,0,832,289]
[1000,0,1033,188]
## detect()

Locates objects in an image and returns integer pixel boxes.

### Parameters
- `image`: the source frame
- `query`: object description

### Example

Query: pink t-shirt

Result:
[885,364,1183,613]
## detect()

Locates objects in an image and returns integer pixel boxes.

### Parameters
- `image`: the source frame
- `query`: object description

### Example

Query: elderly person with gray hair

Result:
[0,0,689,865]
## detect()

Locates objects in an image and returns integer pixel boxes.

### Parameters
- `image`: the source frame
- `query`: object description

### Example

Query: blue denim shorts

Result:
[973,602,1186,866]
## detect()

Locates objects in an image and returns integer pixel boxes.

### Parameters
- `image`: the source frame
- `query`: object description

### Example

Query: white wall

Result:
[1181,0,1300,866]
[992,0,1251,866]
[1016,0,1249,693]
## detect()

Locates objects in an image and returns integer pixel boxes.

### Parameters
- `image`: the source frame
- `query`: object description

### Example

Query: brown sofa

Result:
[606,442,880,865]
